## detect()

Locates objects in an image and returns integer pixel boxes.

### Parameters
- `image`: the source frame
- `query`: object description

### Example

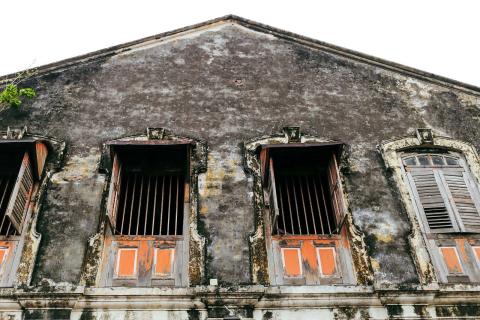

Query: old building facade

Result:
[0,15,480,319]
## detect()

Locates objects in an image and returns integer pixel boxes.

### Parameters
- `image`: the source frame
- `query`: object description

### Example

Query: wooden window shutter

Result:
[268,158,280,233]
[441,169,480,232]
[407,169,456,232]
[35,142,48,180]
[327,153,345,230]
[5,152,34,233]
[106,153,122,230]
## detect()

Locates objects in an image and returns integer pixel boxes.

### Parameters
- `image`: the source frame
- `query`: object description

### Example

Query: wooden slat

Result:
[411,170,454,231]
[107,154,122,230]
[35,142,48,179]
[5,152,33,233]
[444,172,480,232]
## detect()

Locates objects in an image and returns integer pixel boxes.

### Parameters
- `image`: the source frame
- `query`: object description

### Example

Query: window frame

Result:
[260,143,346,237]
[106,142,191,237]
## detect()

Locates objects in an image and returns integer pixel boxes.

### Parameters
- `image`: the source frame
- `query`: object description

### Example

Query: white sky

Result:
[2,0,480,87]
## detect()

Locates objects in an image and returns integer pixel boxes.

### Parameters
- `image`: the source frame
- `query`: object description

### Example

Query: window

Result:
[262,144,345,236]
[0,142,47,235]
[401,149,480,283]
[259,143,355,285]
[101,142,190,287]
[402,153,480,233]
[0,140,48,287]
[107,144,188,236]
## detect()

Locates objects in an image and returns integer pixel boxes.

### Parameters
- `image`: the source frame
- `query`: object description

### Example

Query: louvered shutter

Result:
[268,158,280,234]
[327,153,345,230]
[106,153,122,230]
[35,142,48,180]
[5,152,34,233]
[442,169,480,232]
[407,169,456,232]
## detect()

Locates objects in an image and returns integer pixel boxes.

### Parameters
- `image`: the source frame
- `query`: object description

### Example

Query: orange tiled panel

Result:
[282,248,302,277]
[116,248,137,277]
[317,247,336,276]
[440,247,463,274]
[0,248,8,272]
[474,246,480,263]
[154,248,174,276]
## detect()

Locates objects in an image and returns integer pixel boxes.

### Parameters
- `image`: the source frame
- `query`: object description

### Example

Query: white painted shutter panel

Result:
[106,153,122,230]
[268,158,280,234]
[5,152,34,233]
[408,169,456,232]
[442,169,480,232]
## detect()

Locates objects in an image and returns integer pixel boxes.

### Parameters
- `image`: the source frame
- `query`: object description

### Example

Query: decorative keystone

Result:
[416,128,433,145]
[283,126,301,143]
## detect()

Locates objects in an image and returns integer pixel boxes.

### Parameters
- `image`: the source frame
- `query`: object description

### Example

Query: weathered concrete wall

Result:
[0,20,479,289]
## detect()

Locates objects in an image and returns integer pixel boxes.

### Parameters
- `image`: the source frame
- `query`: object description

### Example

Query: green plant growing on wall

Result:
[0,69,37,112]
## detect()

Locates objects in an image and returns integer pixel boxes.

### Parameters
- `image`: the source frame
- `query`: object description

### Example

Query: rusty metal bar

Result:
[306,176,317,234]
[167,176,172,235]
[298,176,309,235]
[277,178,285,235]
[159,176,165,235]
[135,176,144,235]
[174,175,179,236]
[144,175,151,236]
[319,177,332,234]
[119,175,130,234]
[151,176,158,235]
[128,174,137,235]
[312,177,325,234]
[285,177,295,235]
[291,176,302,235]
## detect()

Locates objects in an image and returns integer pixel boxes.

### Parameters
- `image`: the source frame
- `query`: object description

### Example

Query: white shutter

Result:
[106,153,122,230]
[5,152,34,232]
[268,158,280,234]
[441,169,480,232]
[408,169,457,232]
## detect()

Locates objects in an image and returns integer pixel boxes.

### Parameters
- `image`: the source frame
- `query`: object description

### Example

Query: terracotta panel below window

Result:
[116,248,137,277]
[282,248,302,277]
[154,248,174,277]
[317,247,336,276]
[0,248,8,272]
[440,247,463,274]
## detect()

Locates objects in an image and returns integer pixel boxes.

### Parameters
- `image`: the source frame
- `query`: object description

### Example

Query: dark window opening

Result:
[110,144,188,236]
[0,145,35,236]
[262,145,344,236]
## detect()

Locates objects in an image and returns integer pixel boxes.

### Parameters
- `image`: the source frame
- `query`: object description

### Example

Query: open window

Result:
[0,141,47,235]
[0,139,48,286]
[259,143,355,285]
[100,142,190,287]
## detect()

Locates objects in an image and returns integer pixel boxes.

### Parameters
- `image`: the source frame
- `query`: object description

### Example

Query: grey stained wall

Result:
[1,22,479,285]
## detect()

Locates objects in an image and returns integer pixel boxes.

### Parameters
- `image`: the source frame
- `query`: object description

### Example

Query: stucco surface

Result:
[0,21,479,286]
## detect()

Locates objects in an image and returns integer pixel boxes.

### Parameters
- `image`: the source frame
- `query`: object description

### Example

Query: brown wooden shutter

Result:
[407,169,456,232]
[260,148,269,183]
[35,142,48,179]
[5,152,34,232]
[328,153,345,230]
[106,153,122,230]
[268,158,280,234]
[442,169,480,232]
